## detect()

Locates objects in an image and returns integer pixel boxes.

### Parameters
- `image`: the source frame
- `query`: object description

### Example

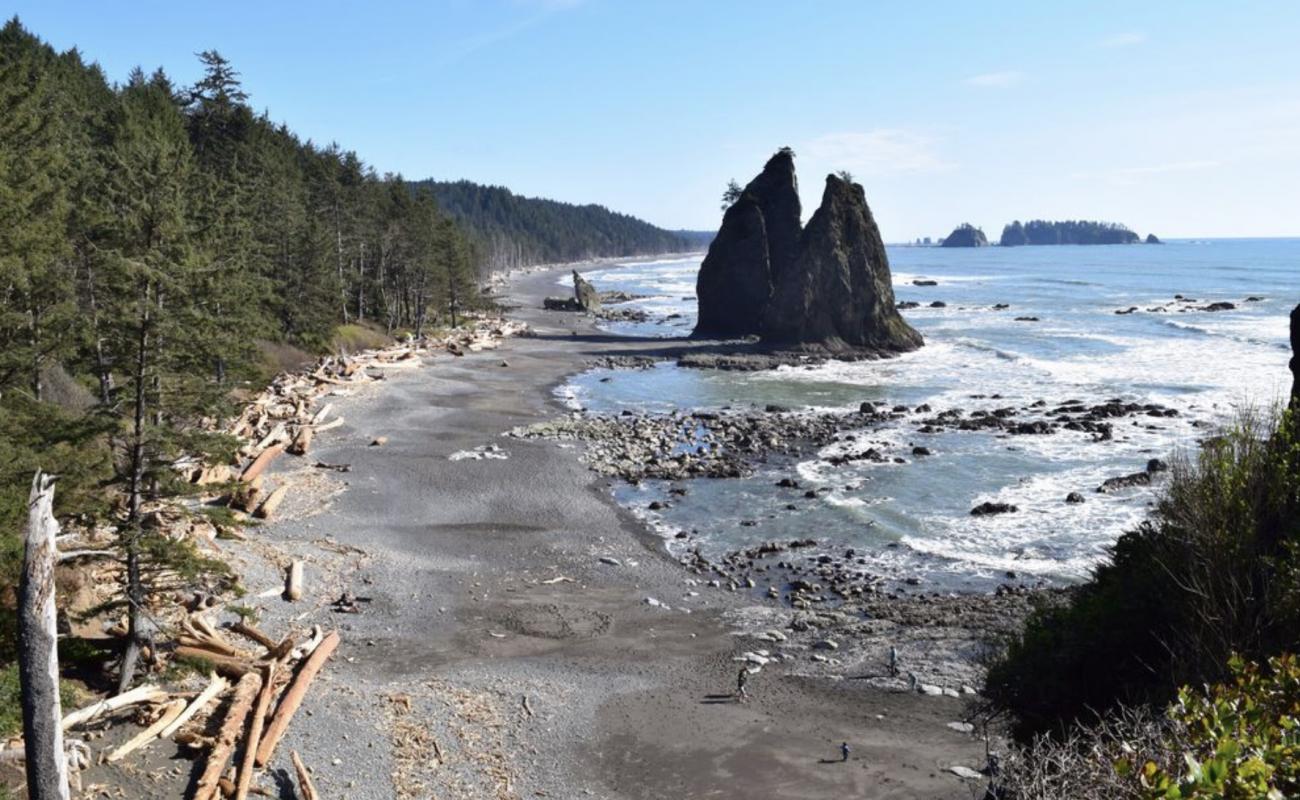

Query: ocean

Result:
[556,239,1298,591]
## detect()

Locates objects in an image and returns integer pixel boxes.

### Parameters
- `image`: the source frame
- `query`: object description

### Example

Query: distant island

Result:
[1000,220,1144,246]
[940,223,990,248]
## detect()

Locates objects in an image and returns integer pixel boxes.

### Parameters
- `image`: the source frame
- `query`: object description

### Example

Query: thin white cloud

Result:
[963,70,1025,88]
[1072,160,1222,184]
[1100,31,1147,48]
[1114,160,1220,176]
[438,1,584,65]
[803,130,949,176]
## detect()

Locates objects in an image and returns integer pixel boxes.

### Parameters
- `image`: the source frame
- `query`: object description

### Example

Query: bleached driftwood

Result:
[19,472,70,800]
[160,673,227,739]
[106,697,185,762]
[61,684,166,731]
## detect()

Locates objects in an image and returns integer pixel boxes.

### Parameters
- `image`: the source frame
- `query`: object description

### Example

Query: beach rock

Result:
[1065,492,1085,504]
[812,639,839,651]
[941,223,989,247]
[573,270,601,312]
[763,174,923,353]
[970,502,1017,516]
[543,296,581,311]
[912,279,938,286]
[693,149,800,338]
[1201,301,1235,312]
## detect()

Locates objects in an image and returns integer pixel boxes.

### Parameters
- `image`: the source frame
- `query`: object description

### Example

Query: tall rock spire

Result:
[762,174,922,352]
[692,149,801,338]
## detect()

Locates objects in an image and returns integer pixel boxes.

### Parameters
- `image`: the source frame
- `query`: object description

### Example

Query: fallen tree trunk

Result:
[240,445,284,484]
[61,684,167,731]
[173,646,252,679]
[254,485,289,520]
[193,671,262,800]
[234,663,278,800]
[18,471,70,800]
[254,631,339,767]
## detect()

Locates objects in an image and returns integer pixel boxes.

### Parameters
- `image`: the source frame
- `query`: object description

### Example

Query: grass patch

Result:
[0,664,78,739]
[330,322,391,355]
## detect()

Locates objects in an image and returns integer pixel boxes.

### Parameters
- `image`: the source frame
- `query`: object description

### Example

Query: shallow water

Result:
[560,240,1298,591]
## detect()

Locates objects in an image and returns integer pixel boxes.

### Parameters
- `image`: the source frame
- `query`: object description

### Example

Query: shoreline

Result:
[81,261,1004,799]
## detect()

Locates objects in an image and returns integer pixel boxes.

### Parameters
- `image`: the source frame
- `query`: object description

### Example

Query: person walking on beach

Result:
[840,742,850,762]
[736,667,750,702]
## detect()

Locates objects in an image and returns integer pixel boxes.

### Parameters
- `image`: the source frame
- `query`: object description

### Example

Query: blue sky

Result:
[11,1,1300,239]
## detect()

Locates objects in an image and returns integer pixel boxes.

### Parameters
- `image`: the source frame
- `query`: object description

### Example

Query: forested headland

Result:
[418,179,711,271]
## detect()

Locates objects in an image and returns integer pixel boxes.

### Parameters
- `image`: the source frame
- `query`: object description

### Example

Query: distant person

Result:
[736,667,750,701]
[840,741,850,762]
[888,645,898,677]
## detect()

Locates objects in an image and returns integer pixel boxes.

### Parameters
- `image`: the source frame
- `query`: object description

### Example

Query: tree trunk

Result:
[30,307,43,403]
[118,283,151,696]
[19,471,71,800]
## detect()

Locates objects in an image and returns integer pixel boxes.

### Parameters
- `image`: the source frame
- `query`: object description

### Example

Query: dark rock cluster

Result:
[693,149,921,355]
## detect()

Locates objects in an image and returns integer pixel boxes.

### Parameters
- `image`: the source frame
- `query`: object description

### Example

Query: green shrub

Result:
[0,663,77,739]
[1125,654,1300,799]
[986,409,1300,740]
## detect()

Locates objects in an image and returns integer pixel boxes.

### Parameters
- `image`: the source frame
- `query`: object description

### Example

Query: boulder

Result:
[573,270,601,312]
[763,174,924,352]
[970,501,1017,516]
[693,150,800,338]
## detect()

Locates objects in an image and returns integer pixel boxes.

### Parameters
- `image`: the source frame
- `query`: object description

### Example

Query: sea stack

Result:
[693,149,921,354]
[763,174,923,352]
[941,223,989,247]
[573,270,601,312]
[693,149,801,338]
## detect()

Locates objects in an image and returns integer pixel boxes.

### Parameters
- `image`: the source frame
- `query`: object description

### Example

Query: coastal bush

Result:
[994,654,1300,799]
[985,408,1300,740]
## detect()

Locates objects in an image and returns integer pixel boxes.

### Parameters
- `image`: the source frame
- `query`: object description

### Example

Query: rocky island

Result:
[999,219,1143,246]
[940,223,990,248]
[693,149,922,354]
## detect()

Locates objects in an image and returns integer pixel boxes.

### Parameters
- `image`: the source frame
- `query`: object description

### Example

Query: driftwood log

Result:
[284,561,304,602]
[18,472,70,800]
[291,750,320,800]
[234,663,278,800]
[193,671,262,800]
[254,631,339,767]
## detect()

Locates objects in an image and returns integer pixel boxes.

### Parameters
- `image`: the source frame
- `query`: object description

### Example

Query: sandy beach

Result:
[136,264,996,799]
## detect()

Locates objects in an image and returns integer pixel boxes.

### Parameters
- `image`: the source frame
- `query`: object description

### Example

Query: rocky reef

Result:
[693,149,921,355]
[941,223,989,248]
